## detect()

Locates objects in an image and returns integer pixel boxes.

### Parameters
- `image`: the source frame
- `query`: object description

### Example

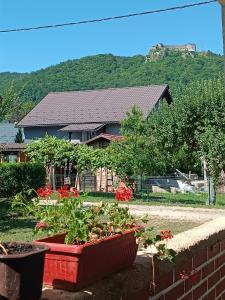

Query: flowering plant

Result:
[115,186,133,201]
[36,185,53,198]
[12,185,176,266]
[115,181,133,202]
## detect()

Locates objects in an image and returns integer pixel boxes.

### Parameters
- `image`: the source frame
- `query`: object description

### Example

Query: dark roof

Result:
[85,133,124,145]
[0,123,20,143]
[0,143,27,151]
[17,85,170,127]
[59,123,104,132]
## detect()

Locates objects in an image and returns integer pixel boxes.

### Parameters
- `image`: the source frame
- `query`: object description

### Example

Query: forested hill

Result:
[0,51,223,103]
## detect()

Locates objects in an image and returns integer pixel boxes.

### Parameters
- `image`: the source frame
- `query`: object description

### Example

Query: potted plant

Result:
[0,241,49,300]
[12,185,175,292]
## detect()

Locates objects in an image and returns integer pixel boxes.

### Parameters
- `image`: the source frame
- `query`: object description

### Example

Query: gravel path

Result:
[121,204,225,222]
[84,202,225,222]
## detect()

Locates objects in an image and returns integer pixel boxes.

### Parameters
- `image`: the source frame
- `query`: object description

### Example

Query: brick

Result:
[216,277,225,296]
[220,240,225,252]
[193,249,207,268]
[155,271,174,293]
[202,261,214,279]
[192,281,207,300]
[208,242,220,259]
[215,253,225,269]
[181,292,192,300]
[125,288,150,300]
[208,270,220,289]
[185,278,193,293]
[164,282,184,300]
[202,288,216,300]
[222,292,225,300]
[220,265,225,277]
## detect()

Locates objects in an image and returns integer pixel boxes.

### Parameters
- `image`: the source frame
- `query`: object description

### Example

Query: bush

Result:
[0,163,46,197]
[87,192,115,198]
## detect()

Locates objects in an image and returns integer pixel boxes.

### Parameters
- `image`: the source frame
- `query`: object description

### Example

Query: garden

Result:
[1,77,225,299]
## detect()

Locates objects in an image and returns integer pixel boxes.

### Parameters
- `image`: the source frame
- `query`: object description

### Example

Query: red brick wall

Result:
[145,231,225,300]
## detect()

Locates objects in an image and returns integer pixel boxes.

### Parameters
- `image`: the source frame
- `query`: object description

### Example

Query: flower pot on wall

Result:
[35,227,139,291]
[0,243,49,300]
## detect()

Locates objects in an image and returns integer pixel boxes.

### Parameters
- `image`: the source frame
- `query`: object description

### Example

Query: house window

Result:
[87,131,92,140]
[4,153,18,163]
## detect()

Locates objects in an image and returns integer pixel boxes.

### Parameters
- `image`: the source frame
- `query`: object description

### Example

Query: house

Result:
[0,122,27,163]
[84,133,124,148]
[17,85,172,144]
[0,122,21,143]
[0,143,27,163]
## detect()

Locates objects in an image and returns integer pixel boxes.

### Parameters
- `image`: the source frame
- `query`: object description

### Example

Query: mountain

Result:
[0,51,223,103]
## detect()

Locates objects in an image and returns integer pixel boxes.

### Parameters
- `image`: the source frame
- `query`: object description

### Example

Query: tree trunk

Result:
[51,166,56,191]
[207,176,216,205]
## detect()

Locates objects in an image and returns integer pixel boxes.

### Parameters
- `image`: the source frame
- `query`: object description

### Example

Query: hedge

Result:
[87,191,115,198]
[0,162,46,197]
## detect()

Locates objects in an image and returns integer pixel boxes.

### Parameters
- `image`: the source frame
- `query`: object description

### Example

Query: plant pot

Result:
[35,227,139,291]
[0,243,49,300]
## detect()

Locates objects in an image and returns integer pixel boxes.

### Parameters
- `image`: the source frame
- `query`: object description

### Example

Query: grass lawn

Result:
[0,200,37,242]
[0,199,202,242]
[86,192,225,208]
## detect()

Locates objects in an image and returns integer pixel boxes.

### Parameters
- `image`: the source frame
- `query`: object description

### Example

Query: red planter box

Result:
[35,227,139,291]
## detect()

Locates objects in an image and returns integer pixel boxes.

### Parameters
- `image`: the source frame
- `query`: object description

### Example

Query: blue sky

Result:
[0,0,222,73]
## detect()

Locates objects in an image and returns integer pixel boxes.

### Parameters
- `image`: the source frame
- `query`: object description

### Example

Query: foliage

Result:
[0,163,45,197]
[26,135,76,168]
[197,127,225,179]
[146,77,225,175]
[26,135,78,189]
[0,52,223,105]
[108,106,166,177]
[0,81,33,122]
[75,144,111,173]
[12,187,176,263]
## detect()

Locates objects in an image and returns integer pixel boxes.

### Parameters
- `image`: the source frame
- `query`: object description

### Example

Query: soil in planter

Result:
[0,242,34,255]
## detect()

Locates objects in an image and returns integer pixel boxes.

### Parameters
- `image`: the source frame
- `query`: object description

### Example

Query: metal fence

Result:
[54,172,225,205]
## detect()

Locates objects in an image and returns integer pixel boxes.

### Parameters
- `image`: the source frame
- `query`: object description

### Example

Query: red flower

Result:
[70,187,79,198]
[179,271,187,280]
[115,187,133,202]
[179,269,199,284]
[36,185,53,198]
[35,222,47,230]
[160,230,174,240]
[57,185,70,198]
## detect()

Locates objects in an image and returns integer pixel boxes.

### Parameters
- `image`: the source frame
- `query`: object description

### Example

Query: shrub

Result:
[0,162,46,197]
[87,191,115,198]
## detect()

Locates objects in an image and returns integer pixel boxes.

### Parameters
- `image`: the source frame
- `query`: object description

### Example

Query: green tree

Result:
[15,128,24,143]
[108,106,166,178]
[26,135,76,189]
[146,76,225,204]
